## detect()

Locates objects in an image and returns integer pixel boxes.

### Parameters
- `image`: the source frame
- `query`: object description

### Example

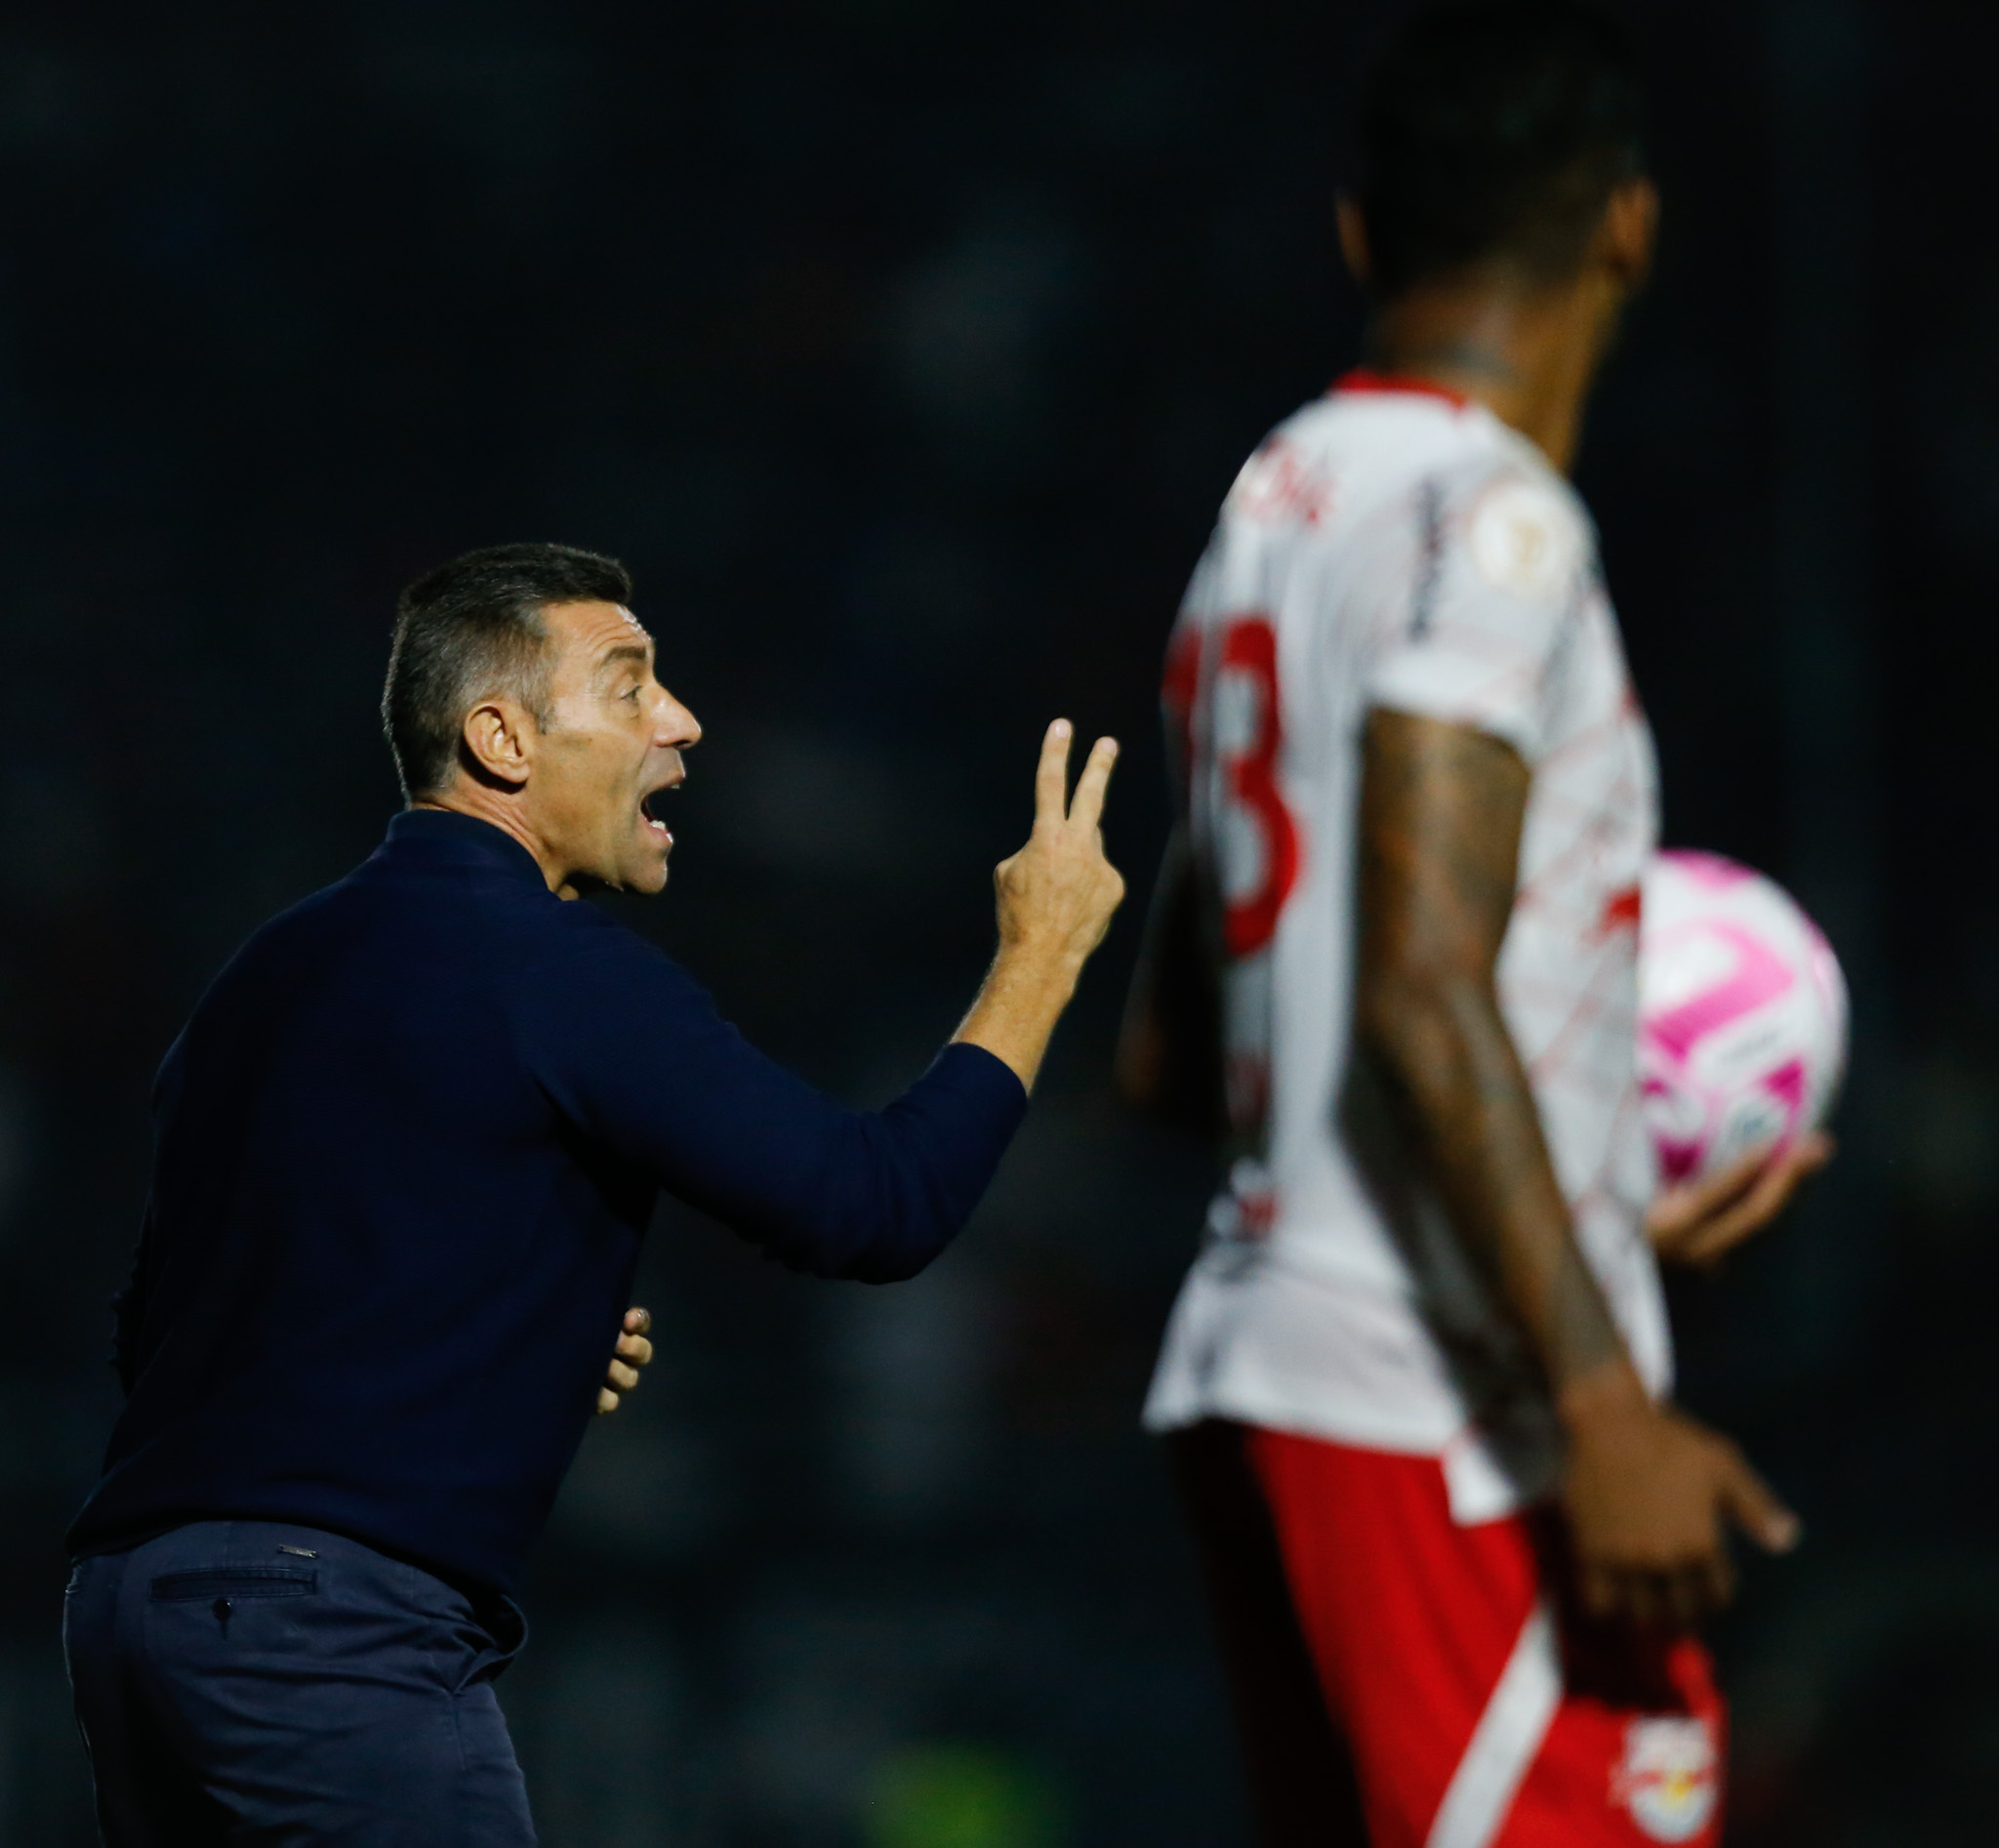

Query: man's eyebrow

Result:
[594,642,651,673]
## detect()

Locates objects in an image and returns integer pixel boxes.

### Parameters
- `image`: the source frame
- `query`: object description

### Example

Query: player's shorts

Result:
[1168,1419,1724,1848]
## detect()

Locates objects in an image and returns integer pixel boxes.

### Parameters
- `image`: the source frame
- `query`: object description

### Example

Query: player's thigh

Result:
[1497,1632,1724,1848]
[1242,1429,1543,1847]
[1167,1421,1367,1848]
[1243,1435,1727,1848]
[131,1524,536,1846]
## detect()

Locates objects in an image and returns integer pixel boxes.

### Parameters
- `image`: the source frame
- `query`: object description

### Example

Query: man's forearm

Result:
[1356,717,1794,1622]
[1361,972,1637,1402]
[1355,708,1641,1411]
[954,944,1085,1093]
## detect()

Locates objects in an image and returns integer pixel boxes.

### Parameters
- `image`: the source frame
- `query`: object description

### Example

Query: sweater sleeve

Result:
[510,923,1028,1281]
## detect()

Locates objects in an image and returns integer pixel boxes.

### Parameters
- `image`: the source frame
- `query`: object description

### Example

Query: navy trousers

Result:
[64,1521,537,1846]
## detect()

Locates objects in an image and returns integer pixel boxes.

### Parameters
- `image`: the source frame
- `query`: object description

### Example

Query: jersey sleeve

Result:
[511,919,1028,1282]
[1363,467,1592,763]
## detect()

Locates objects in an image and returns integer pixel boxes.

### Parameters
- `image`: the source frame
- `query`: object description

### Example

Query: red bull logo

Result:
[1611,1715,1718,1842]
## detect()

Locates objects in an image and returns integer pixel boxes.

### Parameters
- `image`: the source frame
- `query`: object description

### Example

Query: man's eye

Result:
[623,686,641,702]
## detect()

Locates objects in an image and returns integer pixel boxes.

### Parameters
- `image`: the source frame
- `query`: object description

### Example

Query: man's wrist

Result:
[1554,1357,1653,1436]
[953,938,1085,1092]
[992,935,1086,1000]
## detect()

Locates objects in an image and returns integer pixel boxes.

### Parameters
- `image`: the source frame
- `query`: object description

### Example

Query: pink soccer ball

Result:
[1638,850,1848,1186]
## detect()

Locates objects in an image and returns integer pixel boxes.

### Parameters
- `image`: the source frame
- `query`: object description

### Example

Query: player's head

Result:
[1345,0,1650,302]
[385,542,701,894]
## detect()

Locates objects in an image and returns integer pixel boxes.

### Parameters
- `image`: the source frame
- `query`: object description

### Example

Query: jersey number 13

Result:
[1180,616,1299,959]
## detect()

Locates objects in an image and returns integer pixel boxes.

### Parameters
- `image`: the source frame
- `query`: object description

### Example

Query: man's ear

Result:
[1598,177,1659,294]
[1336,195,1374,288]
[461,697,535,789]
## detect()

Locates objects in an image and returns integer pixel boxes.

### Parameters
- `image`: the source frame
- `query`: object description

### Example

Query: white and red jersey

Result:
[1144,374,1664,1507]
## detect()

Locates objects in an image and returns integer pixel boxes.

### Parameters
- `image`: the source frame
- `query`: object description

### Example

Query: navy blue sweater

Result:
[66,810,1028,1593]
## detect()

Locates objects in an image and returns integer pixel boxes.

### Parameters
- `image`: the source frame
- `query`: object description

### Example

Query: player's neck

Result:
[1364,267,1623,475]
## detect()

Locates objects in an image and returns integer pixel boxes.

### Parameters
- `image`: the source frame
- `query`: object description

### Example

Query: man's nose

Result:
[659,696,701,750]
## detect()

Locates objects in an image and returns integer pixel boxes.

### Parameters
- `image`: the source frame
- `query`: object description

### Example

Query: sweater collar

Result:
[383,808,551,890]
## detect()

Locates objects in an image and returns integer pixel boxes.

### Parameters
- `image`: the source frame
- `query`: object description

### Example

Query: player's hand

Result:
[994,719,1126,973]
[595,1306,654,1416]
[1559,1365,1799,1628]
[1645,1130,1833,1270]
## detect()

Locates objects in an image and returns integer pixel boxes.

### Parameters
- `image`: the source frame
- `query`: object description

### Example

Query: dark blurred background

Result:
[0,0,1988,1842]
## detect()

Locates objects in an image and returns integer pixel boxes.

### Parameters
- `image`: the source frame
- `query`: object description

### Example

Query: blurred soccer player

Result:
[1120,6,1831,1844]
[63,544,1123,1845]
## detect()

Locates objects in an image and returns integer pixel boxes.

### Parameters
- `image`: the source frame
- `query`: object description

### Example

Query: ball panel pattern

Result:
[1638,851,1848,1185]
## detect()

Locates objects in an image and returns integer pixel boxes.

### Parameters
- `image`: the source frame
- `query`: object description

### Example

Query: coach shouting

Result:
[62,542,1124,1844]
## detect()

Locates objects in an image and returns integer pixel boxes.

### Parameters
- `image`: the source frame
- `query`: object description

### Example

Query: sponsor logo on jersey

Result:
[1611,1714,1718,1842]
[1467,475,1581,601]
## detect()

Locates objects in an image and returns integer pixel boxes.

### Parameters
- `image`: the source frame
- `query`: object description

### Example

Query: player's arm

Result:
[1114,826,1224,1134]
[1354,707,1799,1627]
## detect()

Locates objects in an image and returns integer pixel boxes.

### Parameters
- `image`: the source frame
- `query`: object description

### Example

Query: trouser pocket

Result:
[149,1570,316,1602]
[151,1568,316,1637]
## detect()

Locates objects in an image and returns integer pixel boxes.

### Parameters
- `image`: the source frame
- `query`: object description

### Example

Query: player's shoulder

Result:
[1389,415,1595,612]
[1210,386,1431,533]
[1219,378,1581,540]
[1215,396,1347,530]
[1309,380,1597,612]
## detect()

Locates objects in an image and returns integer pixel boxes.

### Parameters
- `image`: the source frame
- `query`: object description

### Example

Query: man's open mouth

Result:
[640,789,673,839]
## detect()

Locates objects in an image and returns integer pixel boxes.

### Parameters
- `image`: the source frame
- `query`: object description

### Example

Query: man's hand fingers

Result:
[1579,1562,1619,1619]
[624,1306,652,1336]
[1034,719,1074,830]
[615,1333,654,1367]
[1650,1130,1835,1263]
[1065,735,1120,833]
[1678,1186,1784,1267]
[1659,1571,1701,1631]
[1666,1552,1733,1628]
[1733,1132,1834,1231]
[1692,1146,1769,1214]
[1647,1147,1765,1247]
[1618,1571,1664,1632]
[606,1359,640,1392]
[595,1386,620,1416]
[1717,1449,1802,1555]
[1697,1546,1736,1615]
[1681,1133,1834,1266]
